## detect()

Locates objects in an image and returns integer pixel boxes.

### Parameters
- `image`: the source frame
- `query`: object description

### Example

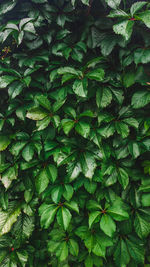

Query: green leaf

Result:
[35,169,49,194]
[85,255,93,267]
[126,238,144,265]
[23,22,35,34]
[12,213,34,243]
[26,107,48,120]
[61,119,75,135]
[84,180,97,194]
[105,0,121,9]
[92,242,106,258]
[16,250,28,267]
[0,0,17,14]
[1,165,18,189]
[0,163,10,173]
[67,161,82,181]
[73,79,88,97]
[86,68,105,81]
[57,207,72,230]
[130,2,147,17]
[141,193,150,207]
[134,212,150,238]
[128,142,140,158]
[63,184,74,201]
[118,167,129,189]
[98,124,115,138]
[114,239,130,267]
[115,121,129,138]
[65,200,79,213]
[22,144,34,162]
[36,95,51,110]
[69,239,79,256]
[108,199,129,221]
[108,9,128,18]
[100,214,116,237]
[0,75,18,88]
[123,71,135,88]
[79,110,93,118]
[0,136,10,151]
[40,164,56,183]
[8,82,24,99]
[51,186,63,203]
[75,121,90,138]
[131,90,150,108]
[59,241,68,261]
[138,10,150,28]
[81,0,89,5]
[97,87,112,108]
[39,203,57,228]
[19,18,33,30]
[0,202,21,236]
[57,67,81,76]
[139,184,150,192]
[89,211,100,228]
[36,116,51,131]
[123,118,139,129]
[80,152,97,179]
[113,20,134,41]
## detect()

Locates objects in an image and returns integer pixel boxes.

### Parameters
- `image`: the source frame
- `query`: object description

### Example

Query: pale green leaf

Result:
[73,79,88,97]
[26,107,48,120]
[130,2,147,17]
[113,20,134,40]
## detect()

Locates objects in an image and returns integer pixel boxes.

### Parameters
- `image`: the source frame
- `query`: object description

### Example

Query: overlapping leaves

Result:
[0,0,150,266]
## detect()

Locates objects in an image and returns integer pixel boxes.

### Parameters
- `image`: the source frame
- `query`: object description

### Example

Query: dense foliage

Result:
[0,0,150,266]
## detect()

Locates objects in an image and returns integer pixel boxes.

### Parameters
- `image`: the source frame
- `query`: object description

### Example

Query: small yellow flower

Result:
[2,46,11,53]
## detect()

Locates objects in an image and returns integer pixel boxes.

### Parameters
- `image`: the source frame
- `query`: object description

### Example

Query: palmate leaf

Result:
[1,0,150,265]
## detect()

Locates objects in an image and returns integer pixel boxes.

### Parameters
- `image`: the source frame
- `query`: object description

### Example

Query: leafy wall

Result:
[0,0,150,266]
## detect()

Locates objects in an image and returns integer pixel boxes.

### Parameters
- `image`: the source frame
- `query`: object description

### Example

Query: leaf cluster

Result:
[0,0,150,266]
